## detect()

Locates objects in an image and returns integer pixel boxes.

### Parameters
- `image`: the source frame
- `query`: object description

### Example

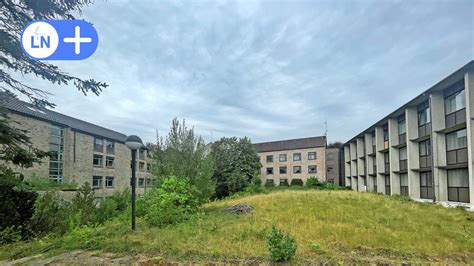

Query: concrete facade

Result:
[254,136,327,185]
[3,100,154,199]
[343,61,474,210]
[325,147,341,185]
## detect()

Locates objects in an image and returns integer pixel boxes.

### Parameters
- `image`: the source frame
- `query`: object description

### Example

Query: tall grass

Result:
[1,190,473,263]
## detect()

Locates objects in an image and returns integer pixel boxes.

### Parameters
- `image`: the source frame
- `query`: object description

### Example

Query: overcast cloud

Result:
[23,0,473,144]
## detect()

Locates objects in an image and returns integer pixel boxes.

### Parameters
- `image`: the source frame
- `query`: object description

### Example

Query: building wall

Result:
[325,148,340,185]
[258,147,326,185]
[6,112,153,199]
[343,65,474,210]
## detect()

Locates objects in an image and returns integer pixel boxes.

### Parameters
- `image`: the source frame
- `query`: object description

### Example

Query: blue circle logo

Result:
[20,20,99,60]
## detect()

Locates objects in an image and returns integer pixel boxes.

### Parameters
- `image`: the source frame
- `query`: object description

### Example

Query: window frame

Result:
[293,165,302,174]
[105,156,114,168]
[92,176,103,188]
[266,167,274,175]
[266,155,273,163]
[279,166,287,175]
[308,152,317,160]
[105,176,114,188]
[94,137,104,152]
[279,154,287,162]
[93,154,103,167]
[308,165,317,173]
[293,153,301,161]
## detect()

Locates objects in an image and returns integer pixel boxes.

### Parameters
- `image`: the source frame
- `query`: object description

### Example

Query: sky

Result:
[21,0,474,144]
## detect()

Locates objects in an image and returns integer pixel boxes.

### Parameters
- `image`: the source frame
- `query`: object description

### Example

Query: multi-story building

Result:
[325,147,342,185]
[1,93,154,199]
[343,61,473,209]
[255,136,327,185]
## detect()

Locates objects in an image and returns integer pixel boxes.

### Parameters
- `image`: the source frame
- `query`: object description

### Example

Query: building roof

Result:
[344,60,474,145]
[1,93,127,143]
[254,136,326,153]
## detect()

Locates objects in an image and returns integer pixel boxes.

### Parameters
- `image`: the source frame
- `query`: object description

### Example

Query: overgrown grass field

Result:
[1,190,473,263]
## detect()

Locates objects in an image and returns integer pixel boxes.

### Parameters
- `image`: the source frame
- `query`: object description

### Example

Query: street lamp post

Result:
[125,135,143,231]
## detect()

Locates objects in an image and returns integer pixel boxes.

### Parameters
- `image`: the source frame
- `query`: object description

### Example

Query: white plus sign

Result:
[63,26,92,55]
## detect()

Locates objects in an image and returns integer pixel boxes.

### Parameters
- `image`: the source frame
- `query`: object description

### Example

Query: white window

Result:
[92,176,103,188]
[308,152,316,160]
[446,129,467,151]
[445,89,466,114]
[105,176,114,188]
[293,153,301,161]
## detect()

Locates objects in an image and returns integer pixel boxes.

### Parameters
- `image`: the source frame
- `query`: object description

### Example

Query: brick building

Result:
[254,136,327,186]
[1,94,153,199]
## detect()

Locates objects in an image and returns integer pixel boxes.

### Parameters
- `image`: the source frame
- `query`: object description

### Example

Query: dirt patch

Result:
[223,203,255,215]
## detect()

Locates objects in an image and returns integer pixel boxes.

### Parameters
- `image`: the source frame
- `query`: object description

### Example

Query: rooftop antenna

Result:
[324,121,328,147]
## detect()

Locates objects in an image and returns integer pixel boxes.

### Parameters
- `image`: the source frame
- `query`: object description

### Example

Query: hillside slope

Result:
[1,190,473,264]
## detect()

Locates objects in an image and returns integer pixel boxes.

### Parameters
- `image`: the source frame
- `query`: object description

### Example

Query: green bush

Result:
[264,179,275,187]
[266,224,298,262]
[245,177,264,194]
[305,176,322,188]
[95,189,131,223]
[26,176,78,191]
[29,191,70,236]
[142,176,199,227]
[70,182,96,227]
[290,179,304,186]
[0,226,22,244]
[0,166,37,241]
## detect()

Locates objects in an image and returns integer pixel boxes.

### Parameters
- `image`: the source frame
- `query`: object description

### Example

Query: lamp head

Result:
[125,135,143,150]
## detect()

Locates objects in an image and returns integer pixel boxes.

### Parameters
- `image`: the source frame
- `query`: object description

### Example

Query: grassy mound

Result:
[1,190,473,263]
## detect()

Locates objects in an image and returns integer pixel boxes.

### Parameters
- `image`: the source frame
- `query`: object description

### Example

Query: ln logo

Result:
[21,20,98,60]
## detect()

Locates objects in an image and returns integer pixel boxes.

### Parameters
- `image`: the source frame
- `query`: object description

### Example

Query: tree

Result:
[152,118,215,203]
[327,141,343,148]
[0,1,106,240]
[1,0,107,168]
[210,137,261,198]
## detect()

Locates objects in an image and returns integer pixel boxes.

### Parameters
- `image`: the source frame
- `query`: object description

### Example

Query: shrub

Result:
[0,226,22,244]
[266,224,298,262]
[290,179,304,186]
[245,177,264,194]
[305,176,322,188]
[0,167,37,241]
[26,176,77,191]
[264,179,275,187]
[142,176,199,227]
[70,182,96,227]
[29,191,70,236]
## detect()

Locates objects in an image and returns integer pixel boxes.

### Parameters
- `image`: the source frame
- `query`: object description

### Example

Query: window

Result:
[279,179,289,186]
[371,131,376,153]
[94,137,103,152]
[147,163,152,172]
[372,176,377,192]
[446,129,467,151]
[384,152,390,173]
[308,165,317,173]
[139,162,145,172]
[447,169,469,203]
[383,124,389,149]
[308,152,316,160]
[279,154,287,162]
[399,147,407,171]
[106,141,115,154]
[398,115,406,135]
[398,115,406,144]
[138,178,145,187]
[265,179,274,186]
[445,89,465,115]
[266,155,273,163]
[279,166,287,174]
[49,125,64,183]
[105,176,114,188]
[146,178,152,187]
[446,129,468,165]
[93,154,103,167]
[385,175,391,195]
[293,153,301,161]
[106,156,114,168]
[445,88,466,127]
[92,176,103,188]
[266,167,273,175]
[139,149,145,160]
[420,171,434,199]
[293,166,301,174]
[418,101,431,126]
[400,174,408,196]
[419,140,431,168]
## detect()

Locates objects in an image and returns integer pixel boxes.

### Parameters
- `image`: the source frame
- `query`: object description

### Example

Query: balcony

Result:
[446,108,466,128]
